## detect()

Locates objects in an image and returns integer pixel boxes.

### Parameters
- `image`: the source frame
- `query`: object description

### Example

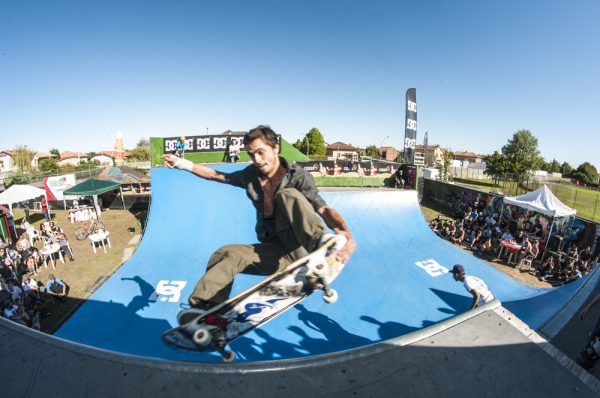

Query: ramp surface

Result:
[53,166,594,362]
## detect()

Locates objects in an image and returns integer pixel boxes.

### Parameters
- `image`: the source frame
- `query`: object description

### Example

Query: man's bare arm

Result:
[161,154,228,183]
[317,206,356,262]
[469,289,480,310]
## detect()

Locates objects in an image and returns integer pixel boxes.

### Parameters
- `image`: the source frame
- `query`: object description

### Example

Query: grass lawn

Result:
[10,207,146,333]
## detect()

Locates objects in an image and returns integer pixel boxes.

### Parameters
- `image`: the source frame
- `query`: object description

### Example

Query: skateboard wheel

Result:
[323,289,338,304]
[192,327,213,346]
[221,350,236,363]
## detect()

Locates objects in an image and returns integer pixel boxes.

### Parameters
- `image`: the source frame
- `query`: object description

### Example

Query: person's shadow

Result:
[253,328,304,359]
[121,276,155,313]
[295,304,373,350]
[360,315,426,340]
[288,325,330,354]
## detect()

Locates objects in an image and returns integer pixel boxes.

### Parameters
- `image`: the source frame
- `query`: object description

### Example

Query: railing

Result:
[124,161,151,169]
[0,166,104,186]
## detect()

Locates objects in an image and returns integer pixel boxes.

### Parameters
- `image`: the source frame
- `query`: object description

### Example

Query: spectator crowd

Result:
[0,212,72,330]
[429,192,599,287]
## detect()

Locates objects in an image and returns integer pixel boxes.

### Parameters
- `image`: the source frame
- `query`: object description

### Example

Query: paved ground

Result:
[2,301,599,397]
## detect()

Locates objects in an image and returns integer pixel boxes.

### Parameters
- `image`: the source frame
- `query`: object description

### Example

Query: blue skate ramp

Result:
[55,166,592,362]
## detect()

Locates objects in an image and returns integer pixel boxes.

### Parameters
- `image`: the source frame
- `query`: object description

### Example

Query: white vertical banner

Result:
[44,174,76,200]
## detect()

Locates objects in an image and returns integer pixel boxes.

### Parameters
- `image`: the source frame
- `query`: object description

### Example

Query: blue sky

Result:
[1,1,599,169]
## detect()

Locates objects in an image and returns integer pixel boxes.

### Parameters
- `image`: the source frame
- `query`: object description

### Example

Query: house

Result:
[453,151,484,166]
[380,146,401,162]
[31,151,55,169]
[0,151,14,173]
[57,151,89,167]
[91,151,131,166]
[416,144,445,167]
[0,149,55,172]
[394,144,446,166]
[326,142,359,161]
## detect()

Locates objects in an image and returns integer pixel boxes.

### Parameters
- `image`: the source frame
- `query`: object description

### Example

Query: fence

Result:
[450,167,487,180]
[451,172,600,223]
[124,161,151,169]
[1,166,104,186]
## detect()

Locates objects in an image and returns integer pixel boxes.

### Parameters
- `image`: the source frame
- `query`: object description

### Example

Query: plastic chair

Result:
[517,255,535,272]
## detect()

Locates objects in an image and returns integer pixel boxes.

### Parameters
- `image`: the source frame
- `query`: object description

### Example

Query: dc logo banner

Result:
[415,259,449,277]
[149,280,187,303]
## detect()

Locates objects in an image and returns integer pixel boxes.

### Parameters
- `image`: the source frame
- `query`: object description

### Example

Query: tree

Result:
[439,148,454,181]
[292,139,302,152]
[298,128,326,157]
[550,159,561,173]
[539,158,551,172]
[38,158,61,174]
[129,147,150,161]
[13,145,34,174]
[128,138,151,161]
[572,162,599,186]
[49,148,60,158]
[136,138,150,150]
[483,151,510,184]
[501,130,542,175]
[364,145,379,158]
[561,162,573,177]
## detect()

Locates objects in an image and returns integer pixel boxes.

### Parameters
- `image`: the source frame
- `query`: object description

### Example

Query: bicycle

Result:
[74,219,106,241]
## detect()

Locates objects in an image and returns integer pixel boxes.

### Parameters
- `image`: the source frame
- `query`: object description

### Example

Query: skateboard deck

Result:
[161,234,347,361]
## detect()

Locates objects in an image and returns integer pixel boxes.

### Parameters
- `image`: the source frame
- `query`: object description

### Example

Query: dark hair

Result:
[243,125,279,148]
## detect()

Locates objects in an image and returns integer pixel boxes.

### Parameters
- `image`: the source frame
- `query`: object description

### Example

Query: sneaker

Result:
[205,314,230,329]
[177,308,206,325]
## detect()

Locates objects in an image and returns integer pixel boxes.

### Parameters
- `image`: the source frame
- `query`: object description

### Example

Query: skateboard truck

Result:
[192,327,236,362]
[314,262,338,304]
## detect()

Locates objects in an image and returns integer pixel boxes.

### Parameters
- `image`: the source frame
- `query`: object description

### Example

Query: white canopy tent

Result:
[503,185,576,258]
[503,185,576,218]
[0,184,47,213]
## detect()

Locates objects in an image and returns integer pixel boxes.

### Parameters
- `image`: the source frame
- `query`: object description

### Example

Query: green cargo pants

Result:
[188,188,327,307]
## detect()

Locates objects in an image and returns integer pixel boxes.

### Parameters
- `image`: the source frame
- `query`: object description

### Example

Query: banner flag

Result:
[44,174,76,200]
[423,131,428,165]
[403,88,417,164]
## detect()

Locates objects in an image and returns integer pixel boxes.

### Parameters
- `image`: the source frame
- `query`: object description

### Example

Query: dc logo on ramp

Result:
[415,259,448,277]
[150,280,187,303]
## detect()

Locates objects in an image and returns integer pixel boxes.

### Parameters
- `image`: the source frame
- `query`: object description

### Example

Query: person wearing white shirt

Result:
[449,264,494,310]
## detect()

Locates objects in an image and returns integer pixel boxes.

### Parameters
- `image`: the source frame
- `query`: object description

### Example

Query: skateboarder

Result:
[577,291,600,369]
[449,264,494,311]
[162,125,355,324]
[175,136,187,158]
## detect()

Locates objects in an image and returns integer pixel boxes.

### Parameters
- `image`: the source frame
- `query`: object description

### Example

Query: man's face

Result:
[452,271,464,281]
[245,137,280,177]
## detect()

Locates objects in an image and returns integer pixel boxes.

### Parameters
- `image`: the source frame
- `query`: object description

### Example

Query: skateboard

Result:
[161,234,348,362]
